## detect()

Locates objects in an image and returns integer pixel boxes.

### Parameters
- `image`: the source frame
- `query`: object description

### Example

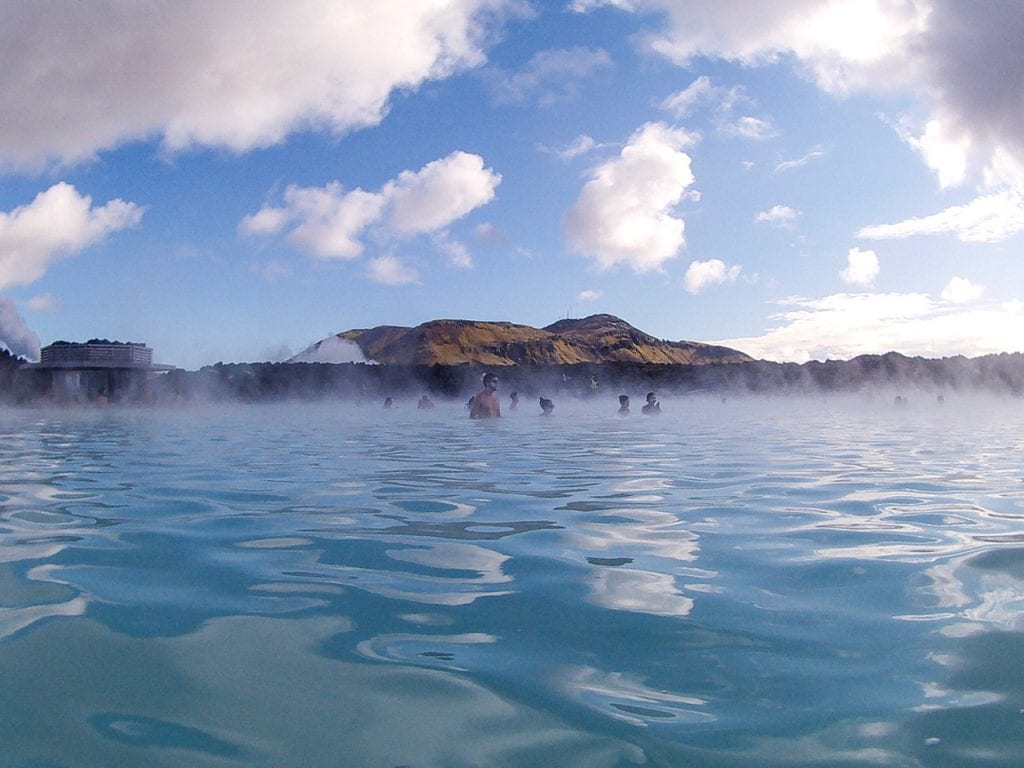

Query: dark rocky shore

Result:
[5,346,1024,405]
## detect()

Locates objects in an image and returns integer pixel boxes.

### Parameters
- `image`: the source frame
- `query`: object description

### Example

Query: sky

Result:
[2,0,1024,369]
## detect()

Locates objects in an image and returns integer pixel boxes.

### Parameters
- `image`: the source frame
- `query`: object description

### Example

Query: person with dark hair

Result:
[417,394,435,409]
[539,397,554,415]
[642,392,661,415]
[617,394,630,415]
[470,373,501,418]
[509,391,519,411]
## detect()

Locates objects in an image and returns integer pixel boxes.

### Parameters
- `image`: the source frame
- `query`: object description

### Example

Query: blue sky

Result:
[2,0,1024,369]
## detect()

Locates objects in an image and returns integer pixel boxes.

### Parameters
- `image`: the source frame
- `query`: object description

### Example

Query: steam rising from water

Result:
[286,335,374,364]
[0,295,39,360]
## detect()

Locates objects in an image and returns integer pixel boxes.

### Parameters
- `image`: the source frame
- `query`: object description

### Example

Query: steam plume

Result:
[0,295,40,360]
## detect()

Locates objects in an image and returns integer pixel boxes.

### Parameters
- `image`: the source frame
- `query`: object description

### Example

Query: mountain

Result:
[289,314,752,366]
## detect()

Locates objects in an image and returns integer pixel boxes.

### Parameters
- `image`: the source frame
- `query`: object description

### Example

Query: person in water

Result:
[642,392,661,415]
[617,394,630,415]
[383,397,394,409]
[509,391,519,411]
[417,394,435,409]
[469,373,501,418]
[539,397,554,415]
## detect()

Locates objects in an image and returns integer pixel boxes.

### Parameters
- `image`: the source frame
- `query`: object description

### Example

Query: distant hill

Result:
[289,314,753,366]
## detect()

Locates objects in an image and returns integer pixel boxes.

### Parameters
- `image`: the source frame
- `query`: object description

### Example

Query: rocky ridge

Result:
[293,314,752,366]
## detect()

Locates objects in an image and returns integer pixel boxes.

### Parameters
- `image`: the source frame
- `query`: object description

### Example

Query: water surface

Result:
[2,395,1023,767]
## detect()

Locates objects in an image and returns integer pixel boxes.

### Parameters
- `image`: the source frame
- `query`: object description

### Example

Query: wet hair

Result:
[483,373,497,386]
[539,397,554,411]
[619,394,629,405]
[646,392,656,401]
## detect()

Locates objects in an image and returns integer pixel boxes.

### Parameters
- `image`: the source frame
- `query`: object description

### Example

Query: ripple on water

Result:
[1,401,1024,766]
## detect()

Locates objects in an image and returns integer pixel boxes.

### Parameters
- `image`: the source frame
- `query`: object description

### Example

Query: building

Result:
[40,340,154,368]
[19,339,175,403]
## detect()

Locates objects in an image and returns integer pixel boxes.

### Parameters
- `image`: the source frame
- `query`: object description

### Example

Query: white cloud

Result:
[711,290,1023,362]
[241,151,500,262]
[775,147,826,172]
[385,152,501,236]
[660,76,715,118]
[661,77,774,141]
[565,122,697,272]
[684,259,741,293]
[545,134,615,161]
[840,247,879,286]
[0,1,520,167]
[721,115,777,141]
[26,293,58,312]
[486,47,613,105]
[858,190,1024,243]
[754,204,801,227]
[941,276,984,303]
[902,116,971,189]
[577,1,1024,223]
[0,295,40,360]
[474,222,510,245]
[238,207,290,236]
[577,1,926,92]
[0,183,143,289]
[242,183,385,259]
[433,232,474,269]
[577,289,603,302]
[367,255,418,285]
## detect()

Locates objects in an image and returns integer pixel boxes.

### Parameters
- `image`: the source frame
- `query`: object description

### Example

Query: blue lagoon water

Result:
[2,395,1024,767]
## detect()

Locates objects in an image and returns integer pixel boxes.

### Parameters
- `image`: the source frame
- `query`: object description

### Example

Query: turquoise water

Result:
[2,395,1024,767]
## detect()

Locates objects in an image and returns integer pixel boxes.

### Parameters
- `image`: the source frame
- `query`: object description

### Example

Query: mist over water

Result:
[2,394,1024,766]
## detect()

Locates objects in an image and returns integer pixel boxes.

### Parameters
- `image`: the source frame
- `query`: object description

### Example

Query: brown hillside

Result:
[296,314,751,366]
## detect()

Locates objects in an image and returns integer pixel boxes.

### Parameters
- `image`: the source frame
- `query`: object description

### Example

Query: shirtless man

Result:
[469,373,501,418]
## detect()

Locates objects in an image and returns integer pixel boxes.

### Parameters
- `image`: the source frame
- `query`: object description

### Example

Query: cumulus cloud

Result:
[565,122,697,272]
[858,190,1024,243]
[754,204,801,227]
[0,183,143,289]
[711,290,1023,362]
[840,247,879,286]
[683,259,741,293]
[241,151,500,263]
[241,183,385,259]
[576,0,926,91]
[385,152,501,236]
[577,1,1024,224]
[577,289,603,302]
[941,276,984,303]
[0,1,519,167]
[485,47,613,105]
[367,255,419,285]
[0,295,40,360]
